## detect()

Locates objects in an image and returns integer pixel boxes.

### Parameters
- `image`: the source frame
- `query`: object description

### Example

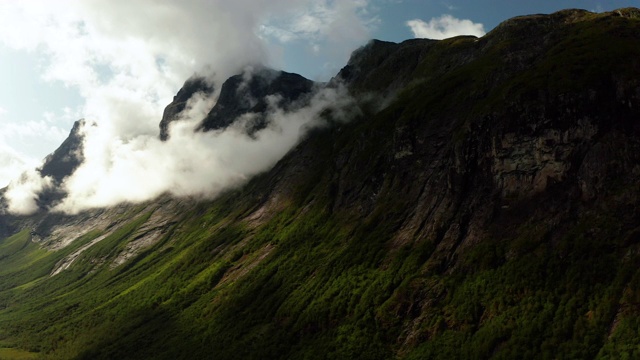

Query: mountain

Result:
[160,68,314,140]
[1,8,640,359]
[159,76,214,141]
[198,67,315,133]
[38,119,86,185]
[35,119,87,208]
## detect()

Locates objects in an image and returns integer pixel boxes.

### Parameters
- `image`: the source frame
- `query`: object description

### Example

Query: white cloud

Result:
[4,169,52,214]
[407,14,485,40]
[0,1,375,214]
[0,0,375,137]
[0,106,6,116]
[262,0,375,43]
[260,0,377,70]
[0,145,40,189]
[54,80,359,214]
[1,120,67,142]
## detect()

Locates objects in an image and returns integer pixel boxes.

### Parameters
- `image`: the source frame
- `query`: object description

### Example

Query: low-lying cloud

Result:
[56,80,357,214]
[0,1,374,215]
[5,169,52,215]
[9,75,358,215]
[407,15,485,40]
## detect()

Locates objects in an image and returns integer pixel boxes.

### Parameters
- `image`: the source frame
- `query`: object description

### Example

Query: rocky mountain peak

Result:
[38,119,85,184]
[159,76,214,141]
[197,67,314,133]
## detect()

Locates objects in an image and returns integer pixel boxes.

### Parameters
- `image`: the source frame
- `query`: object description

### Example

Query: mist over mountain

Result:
[1,8,640,360]
[1,65,356,216]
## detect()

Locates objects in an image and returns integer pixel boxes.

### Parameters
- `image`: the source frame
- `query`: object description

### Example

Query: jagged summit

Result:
[33,119,87,209]
[159,67,315,140]
[198,67,314,133]
[159,76,214,141]
[38,119,85,184]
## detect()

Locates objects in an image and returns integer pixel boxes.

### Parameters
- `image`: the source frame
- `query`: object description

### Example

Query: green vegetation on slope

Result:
[0,7,639,360]
[1,181,639,359]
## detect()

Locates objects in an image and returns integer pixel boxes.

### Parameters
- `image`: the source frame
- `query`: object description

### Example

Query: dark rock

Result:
[39,119,85,184]
[198,67,314,133]
[38,119,85,184]
[35,119,87,208]
[160,76,214,141]
[335,38,438,94]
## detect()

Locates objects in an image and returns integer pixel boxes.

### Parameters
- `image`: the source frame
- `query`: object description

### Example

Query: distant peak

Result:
[196,67,314,133]
[160,76,215,141]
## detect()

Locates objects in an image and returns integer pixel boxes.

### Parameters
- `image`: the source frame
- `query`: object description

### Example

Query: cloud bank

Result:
[407,15,485,39]
[5,169,53,215]
[54,81,357,214]
[0,1,373,214]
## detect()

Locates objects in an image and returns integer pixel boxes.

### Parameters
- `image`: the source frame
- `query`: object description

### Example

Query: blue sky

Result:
[0,0,637,187]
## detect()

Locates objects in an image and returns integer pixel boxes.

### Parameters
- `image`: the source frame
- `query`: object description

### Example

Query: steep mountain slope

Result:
[1,8,640,359]
[38,120,86,185]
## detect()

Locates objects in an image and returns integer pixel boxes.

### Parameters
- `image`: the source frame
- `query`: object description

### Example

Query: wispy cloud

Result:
[53,80,359,214]
[0,144,40,189]
[262,0,376,42]
[407,14,485,40]
[4,169,52,214]
[260,0,378,70]
[0,0,376,214]
[441,2,458,11]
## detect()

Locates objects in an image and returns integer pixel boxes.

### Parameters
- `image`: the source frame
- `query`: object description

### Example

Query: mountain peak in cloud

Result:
[160,76,215,141]
[5,66,357,215]
[198,66,315,134]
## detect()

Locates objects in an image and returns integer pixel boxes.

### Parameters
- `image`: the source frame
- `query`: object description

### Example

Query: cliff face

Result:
[198,67,314,133]
[160,68,314,139]
[159,76,214,141]
[38,119,86,184]
[0,8,640,360]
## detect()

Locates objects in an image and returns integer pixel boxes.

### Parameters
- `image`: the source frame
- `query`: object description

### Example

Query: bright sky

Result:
[0,0,637,188]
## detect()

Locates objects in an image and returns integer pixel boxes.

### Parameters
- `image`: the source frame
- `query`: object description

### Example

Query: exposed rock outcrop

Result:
[159,76,214,141]
[35,119,87,208]
[38,119,85,184]
[198,67,314,133]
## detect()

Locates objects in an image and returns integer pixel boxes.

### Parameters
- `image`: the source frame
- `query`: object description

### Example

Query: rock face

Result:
[34,119,87,208]
[198,67,314,133]
[159,76,213,141]
[1,8,640,360]
[38,119,85,184]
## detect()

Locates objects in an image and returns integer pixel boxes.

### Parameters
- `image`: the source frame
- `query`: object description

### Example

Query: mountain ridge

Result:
[0,7,639,359]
